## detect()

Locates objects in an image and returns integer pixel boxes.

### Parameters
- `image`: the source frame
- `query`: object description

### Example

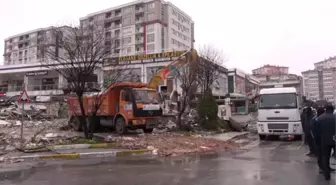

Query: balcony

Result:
[135,7,144,15]
[135,18,144,24]
[135,39,143,45]
[136,27,144,34]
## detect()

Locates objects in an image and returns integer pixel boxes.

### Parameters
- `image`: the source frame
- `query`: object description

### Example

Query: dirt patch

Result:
[105,132,239,156]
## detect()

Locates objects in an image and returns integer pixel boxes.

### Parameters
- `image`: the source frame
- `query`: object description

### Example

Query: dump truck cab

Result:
[68,82,163,134]
[116,87,162,133]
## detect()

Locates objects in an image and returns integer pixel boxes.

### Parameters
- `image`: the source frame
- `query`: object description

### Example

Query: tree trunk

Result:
[77,94,89,139]
[177,96,187,128]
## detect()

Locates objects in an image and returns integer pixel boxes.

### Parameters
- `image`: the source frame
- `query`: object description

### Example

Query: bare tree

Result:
[41,24,118,138]
[175,50,200,128]
[198,45,227,95]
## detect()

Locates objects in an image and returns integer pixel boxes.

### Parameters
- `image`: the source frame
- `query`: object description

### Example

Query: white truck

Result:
[257,87,303,140]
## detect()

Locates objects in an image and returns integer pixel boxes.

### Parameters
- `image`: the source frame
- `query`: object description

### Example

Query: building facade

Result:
[0,0,195,98]
[79,0,194,57]
[252,64,289,76]
[314,57,336,70]
[227,68,260,95]
[302,65,336,103]
[302,56,336,103]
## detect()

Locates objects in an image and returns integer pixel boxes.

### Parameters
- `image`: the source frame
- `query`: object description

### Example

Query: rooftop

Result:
[314,56,336,65]
[79,0,192,21]
[4,26,54,41]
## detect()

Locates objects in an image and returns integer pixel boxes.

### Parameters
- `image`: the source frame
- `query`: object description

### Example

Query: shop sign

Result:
[25,71,48,76]
[118,50,186,62]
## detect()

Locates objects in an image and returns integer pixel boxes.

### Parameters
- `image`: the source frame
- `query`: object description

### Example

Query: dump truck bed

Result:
[67,82,149,117]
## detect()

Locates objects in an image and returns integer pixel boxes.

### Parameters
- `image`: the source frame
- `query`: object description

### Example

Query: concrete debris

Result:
[0,118,78,153]
[15,121,22,126]
[0,120,11,126]
[0,101,69,121]
[36,96,51,102]
[103,132,239,156]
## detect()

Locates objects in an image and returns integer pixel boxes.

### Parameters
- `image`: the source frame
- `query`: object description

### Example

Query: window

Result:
[123,26,132,35]
[146,44,155,52]
[126,47,132,54]
[123,7,133,14]
[259,93,297,109]
[123,17,131,25]
[147,24,154,32]
[147,13,155,21]
[172,29,177,35]
[148,2,155,8]
[122,36,132,45]
[147,33,155,43]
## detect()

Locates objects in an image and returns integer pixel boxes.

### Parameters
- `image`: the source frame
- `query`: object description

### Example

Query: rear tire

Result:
[294,135,303,141]
[143,128,154,133]
[259,134,266,140]
[115,117,127,135]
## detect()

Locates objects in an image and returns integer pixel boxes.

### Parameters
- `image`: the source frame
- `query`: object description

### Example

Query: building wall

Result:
[228,68,260,95]
[252,65,289,75]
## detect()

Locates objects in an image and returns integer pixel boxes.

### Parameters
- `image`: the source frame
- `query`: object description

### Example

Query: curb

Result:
[5,149,152,162]
[22,143,118,153]
[48,143,117,150]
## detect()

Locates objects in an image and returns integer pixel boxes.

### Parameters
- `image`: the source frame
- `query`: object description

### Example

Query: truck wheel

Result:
[294,135,302,141]
[259,134,266,140]
[115,117,127,134]
[143,128,154,133]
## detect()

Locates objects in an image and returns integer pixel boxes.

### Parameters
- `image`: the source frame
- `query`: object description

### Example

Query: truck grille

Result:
[267,117,289,120]
[268,123,288,129]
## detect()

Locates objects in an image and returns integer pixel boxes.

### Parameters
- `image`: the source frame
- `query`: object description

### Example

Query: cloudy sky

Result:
[0,0,335,74]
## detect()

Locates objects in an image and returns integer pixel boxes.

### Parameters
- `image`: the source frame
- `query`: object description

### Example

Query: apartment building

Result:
[0,0,195,98]
[302,67,336,103]
[314,56,336,70]
[79,0,194,56]
[302,56,336,103]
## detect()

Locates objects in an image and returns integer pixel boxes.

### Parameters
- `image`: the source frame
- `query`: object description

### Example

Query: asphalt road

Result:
[0,140,335,185]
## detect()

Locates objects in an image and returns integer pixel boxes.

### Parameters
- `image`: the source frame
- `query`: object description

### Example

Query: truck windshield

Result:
[133,90,161,104]
[259,93,297,109]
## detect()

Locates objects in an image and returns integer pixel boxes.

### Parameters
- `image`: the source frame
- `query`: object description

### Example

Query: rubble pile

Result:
[0,119,79,152]
[0,102,68,121]
[158,108,200,132]
[104,132,239,156]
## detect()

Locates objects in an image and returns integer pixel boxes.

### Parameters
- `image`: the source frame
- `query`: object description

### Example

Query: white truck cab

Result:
[257,87,303,140]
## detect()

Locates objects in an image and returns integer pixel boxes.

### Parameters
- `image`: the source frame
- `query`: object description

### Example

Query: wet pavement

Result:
[0,139,335,185]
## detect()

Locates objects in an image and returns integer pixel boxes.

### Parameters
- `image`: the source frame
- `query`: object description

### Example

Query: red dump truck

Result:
[67,82,162,134]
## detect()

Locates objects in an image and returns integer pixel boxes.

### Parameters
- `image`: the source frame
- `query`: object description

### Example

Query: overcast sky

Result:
[1,0,335,74]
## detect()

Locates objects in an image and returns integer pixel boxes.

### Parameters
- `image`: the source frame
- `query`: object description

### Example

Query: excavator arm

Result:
[147,49,199,90]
